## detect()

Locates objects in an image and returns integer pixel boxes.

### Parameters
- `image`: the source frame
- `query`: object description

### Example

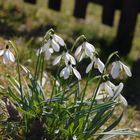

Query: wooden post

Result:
[24,0,36,4]
[48,0,61,11]
[102,0,116,26]
[73,0,89,18]
[114,0,139,55]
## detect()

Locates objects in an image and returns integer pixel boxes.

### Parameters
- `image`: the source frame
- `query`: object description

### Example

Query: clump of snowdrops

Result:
[0,29,137,140]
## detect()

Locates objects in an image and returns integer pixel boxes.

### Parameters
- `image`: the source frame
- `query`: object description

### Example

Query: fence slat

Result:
[115,0,139,55]
[48,0,61,11]
[24,0,36,4]
[102,0,116,26]
[73,0,89,18]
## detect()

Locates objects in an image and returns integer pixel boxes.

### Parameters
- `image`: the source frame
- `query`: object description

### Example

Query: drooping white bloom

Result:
[111,60,132,79]
[112,82,128,107]
[60,64,81,80]
[0,46,15,64]
[86,57,105,73]
[38,34,65,60]
[72,135,77,140]
[96,82,128,107]
[74,41,95,62]
[53,34,65,46]
[42,39,59,52]
[53,51,76,65]
[97,81,116,97]
[54,129,59,134]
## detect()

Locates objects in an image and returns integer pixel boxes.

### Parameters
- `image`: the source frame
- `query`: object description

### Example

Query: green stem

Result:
[81,71,91,104]
[9,41,23,101]
[49,80,56,105]
[40,54,45,86]
[71,35,86,52]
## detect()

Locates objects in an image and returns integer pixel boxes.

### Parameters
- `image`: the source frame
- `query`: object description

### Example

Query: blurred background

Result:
[0,0,140,136]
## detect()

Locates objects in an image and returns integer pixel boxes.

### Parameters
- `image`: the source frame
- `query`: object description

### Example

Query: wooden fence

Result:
[24,0,140,55]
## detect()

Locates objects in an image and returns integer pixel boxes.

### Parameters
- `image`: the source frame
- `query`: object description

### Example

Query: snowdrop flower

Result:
[0,45,15,64]
[52,34,65,46]
[111,60,132,79]
[112,82,128,107]
[86,56,105,73]
[54,129,59,134]
[42,34,65,52]
[39,34,65,60]
[72,135,77,140]
[97,81,116,97]
[60,64,81,80]
[53,51,76,65]
[97,82,128,107]
[74,41,95,62]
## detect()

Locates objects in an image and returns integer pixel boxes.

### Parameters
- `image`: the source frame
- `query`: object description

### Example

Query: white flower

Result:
[42,39,59,52]
[112,82,128,107]
[54,129,59,134]
[86,57,105,73]
[44,47,54,60]
[37,41,54,60]
[0,46,15,64]
[111,60,132,79]
[53,52,76,65]
[97,82,128,107]
[53,34,65,46]
[119,94,128,107]
[39,34,65,60]
[74,41,95,62]
[72,135,77,140]
[97,81,116,97]
[60,64,81,80]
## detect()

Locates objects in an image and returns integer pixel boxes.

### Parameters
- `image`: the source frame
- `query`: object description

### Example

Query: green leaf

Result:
[96,112,123,140]
[16,107,35,117]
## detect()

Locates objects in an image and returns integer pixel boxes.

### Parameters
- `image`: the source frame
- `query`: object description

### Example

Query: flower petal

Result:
[41,40,51,52]
[96,58,105,73]
[86,61,94,73]
[84,46,93,57]
[53,55,62,65]
[69,54,76,65]
[74,45,82,57]
[120,94,128,107]
[9,50,15,62]
[105,83,114,97]
[107,81,116,91]
[0,50,4,56]
[97,83,104,95]
[53,34,65,46]
[51,39,60,52]
[112,82,124,101]
[65,52,70,64]
[3,50,10,64]
[84,42,95,53]
[60,67,66,77]
[121,62,132,77]
[72,68,81,80]
[64,66,71,79]
[78,52,85,62]
[111,61,120,79]
[72,135,77,140]
[45,48,53,60]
